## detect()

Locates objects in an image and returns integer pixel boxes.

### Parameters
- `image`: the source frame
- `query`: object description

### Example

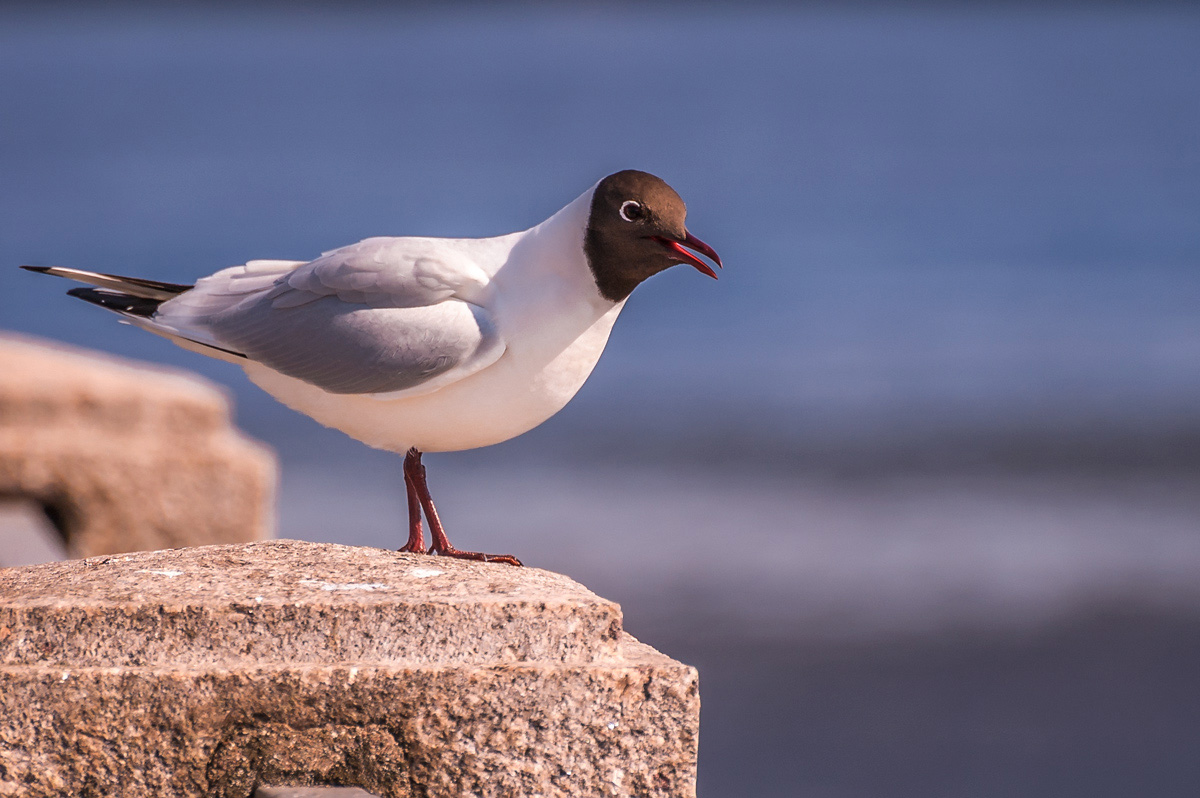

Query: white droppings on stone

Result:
[299,579,390,592]
[139,569,183,577]
[254,596,264,603]
[411,568,445,579]
[60,671,69,682]
[606,721,618,730]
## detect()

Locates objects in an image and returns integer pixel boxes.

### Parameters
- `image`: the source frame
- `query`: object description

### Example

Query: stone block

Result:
[0,540,700,797]
[0,334,276,557]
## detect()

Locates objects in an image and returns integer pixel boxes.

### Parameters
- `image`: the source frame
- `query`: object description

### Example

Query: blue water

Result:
[3,4,1198,467]
[2,7,1200,794]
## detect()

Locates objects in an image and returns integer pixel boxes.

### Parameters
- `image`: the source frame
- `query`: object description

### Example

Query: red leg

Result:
[398,449,426,553]
[406,448,523,567]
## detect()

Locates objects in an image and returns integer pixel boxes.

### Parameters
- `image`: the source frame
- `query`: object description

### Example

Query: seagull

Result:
[22,170,722,566]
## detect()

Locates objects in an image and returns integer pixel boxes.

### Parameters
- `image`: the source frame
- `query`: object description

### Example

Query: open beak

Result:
[653,231,723,279]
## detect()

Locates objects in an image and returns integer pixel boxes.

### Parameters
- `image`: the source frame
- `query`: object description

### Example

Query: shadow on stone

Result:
[210,723,408,798]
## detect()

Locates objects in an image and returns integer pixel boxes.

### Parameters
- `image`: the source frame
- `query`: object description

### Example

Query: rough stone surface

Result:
[0,334,276,557]
[0,540,623,667]
[0,541,700,798]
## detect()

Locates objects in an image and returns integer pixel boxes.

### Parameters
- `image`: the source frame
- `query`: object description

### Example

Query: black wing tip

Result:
[114,274,194,295]
[66,286,162,318]
[20,265,194,297]
[63,287,248,360]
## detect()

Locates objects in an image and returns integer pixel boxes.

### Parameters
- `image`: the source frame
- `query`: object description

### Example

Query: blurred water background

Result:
[2,3,1198,796]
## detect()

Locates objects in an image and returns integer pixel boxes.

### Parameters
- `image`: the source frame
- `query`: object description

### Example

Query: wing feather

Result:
[147,239,504,397]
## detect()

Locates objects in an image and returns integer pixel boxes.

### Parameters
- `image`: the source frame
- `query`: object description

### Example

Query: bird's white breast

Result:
[241,298,623,453]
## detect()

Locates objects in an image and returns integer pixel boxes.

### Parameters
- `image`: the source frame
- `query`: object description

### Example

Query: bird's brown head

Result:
[584,170,722,302]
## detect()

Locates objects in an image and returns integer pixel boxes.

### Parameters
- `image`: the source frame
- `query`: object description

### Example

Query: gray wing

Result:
[148,241,505,396]
[205,292,502,394]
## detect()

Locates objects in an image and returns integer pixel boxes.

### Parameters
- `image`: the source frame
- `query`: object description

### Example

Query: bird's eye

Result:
[619,200,645,222]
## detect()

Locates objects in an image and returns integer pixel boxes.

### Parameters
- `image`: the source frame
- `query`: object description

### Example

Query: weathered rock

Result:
[0,540,623,669]
[0,334,275,557]
[256,789,382,798]
[0,540,700,798]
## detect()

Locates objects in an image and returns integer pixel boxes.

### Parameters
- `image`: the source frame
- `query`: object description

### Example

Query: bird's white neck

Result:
[489,185,609,310]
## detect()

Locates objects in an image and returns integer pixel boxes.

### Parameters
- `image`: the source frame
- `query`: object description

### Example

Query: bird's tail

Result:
[20,265,193,318]
[22,264,248,362]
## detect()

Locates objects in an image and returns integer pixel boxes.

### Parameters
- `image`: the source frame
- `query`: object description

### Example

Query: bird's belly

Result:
[242,302,623,453]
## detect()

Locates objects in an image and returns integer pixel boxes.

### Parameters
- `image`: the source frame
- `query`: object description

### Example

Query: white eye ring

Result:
[619,200,643,222]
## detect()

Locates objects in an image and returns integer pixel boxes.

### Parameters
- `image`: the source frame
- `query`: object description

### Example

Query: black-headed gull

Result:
[23,170,722,566]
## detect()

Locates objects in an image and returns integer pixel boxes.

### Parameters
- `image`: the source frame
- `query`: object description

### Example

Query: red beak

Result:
[653,231,723,279]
